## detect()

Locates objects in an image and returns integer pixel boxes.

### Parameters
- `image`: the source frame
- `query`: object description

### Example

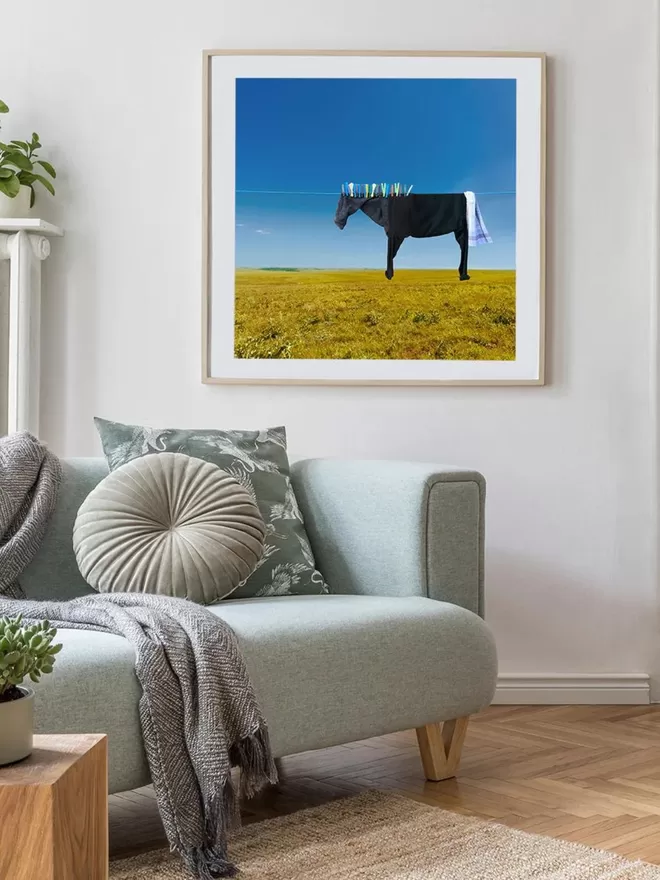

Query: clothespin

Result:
[406,185,413,195]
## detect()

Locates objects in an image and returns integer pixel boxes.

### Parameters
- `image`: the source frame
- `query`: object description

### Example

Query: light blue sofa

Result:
[19,458,497,793]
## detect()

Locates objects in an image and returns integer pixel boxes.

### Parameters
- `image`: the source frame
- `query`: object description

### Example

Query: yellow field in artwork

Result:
[234,268,516,360]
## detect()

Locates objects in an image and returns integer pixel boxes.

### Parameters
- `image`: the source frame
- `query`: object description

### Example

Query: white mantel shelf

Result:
[0,218,63,236]
[0,220,64,435]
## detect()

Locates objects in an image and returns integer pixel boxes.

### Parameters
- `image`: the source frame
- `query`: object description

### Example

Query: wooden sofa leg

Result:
[415,717,470,781]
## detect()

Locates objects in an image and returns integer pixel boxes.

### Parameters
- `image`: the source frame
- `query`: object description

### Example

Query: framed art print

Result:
[202,50,546,385]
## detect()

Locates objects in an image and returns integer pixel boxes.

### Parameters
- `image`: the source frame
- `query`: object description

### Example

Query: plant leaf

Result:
[29,185,35,208]
[0,101,8,113]
[9,140,29,151]
[36,159,56,178]
[28,172,55,196]
[0,169,12,179]
[0,175,20,198]
[4,151,32,171]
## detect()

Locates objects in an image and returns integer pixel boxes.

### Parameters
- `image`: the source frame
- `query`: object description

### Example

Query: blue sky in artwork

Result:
[235,77,516,269]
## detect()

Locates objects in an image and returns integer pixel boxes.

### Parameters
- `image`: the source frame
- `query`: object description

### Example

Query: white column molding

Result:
[0,220,63,437]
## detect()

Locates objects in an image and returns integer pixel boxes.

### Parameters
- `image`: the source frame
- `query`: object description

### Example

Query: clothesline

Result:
[236,189,516,196]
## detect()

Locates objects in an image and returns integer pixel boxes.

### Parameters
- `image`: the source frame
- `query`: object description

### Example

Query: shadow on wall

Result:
[40,229,99,454]
[485,550,656,676]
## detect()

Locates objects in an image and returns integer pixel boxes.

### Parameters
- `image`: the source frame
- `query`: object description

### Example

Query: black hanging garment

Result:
[334,193,470,281]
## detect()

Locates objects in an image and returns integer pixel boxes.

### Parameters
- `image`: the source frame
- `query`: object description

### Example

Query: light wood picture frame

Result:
[202,50,546,386]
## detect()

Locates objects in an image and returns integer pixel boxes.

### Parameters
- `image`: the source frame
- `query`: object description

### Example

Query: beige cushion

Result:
[73,452,265,604]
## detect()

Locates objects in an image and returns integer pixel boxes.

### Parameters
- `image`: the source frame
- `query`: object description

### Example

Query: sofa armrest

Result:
[290,459,485,617]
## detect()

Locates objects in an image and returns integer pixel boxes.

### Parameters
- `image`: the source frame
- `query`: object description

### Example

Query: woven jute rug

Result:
[109,790,660,879]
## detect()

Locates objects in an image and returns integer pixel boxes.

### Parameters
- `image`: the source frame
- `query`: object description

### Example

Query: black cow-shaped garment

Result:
[334,193,469,280]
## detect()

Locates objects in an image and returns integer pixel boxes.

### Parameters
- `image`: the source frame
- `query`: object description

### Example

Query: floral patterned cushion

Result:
[94,417,329,599]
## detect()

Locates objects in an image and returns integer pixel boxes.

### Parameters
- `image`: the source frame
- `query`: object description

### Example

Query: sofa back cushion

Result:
[19,459,107,601]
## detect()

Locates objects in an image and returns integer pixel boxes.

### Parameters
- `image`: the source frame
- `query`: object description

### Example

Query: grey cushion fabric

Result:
[21,459,485,613]
[73,453,265,604]
[20,459,104,601]
[32,594,497,794]
[291,459,485,615]
[94,418,329,599]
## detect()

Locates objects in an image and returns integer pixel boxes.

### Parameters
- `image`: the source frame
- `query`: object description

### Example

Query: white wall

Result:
[2,0,658,692]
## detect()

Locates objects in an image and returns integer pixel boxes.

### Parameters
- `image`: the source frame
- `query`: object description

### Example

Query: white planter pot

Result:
[0,185,32,219]
[0,687,34,766]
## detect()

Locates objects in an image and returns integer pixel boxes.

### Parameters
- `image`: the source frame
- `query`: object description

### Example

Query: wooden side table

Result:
[0,733,108,880]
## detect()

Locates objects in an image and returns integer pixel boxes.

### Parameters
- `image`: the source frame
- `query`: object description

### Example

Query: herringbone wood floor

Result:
[109,705,660,864]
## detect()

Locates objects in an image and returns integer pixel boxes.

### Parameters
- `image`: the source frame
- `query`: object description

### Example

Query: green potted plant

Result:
[0,614,62,765]
[0,100,57,219]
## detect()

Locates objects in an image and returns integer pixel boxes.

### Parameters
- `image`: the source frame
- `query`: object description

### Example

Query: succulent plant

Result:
[0,614,62,702]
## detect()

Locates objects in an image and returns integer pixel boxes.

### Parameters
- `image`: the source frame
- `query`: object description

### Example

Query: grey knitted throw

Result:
[0,593,277,880]
[0,435,278,878]
[0,432,62,599]
[0,593,278,878]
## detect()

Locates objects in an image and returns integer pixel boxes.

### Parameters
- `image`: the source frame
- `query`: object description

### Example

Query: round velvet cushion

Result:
[73,452,265,604]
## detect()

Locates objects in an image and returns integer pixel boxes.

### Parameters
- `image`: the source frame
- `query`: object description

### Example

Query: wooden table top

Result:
[0,734,107,787]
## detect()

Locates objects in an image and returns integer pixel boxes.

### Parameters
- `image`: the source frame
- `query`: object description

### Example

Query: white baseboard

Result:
[493,673,650,705]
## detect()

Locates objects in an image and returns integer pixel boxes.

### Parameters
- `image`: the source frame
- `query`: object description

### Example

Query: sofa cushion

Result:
[73,453,266,603]
[94,418,329,599]
[19,459,104,601]
[31,594,497,793]
[214,595,497,755]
